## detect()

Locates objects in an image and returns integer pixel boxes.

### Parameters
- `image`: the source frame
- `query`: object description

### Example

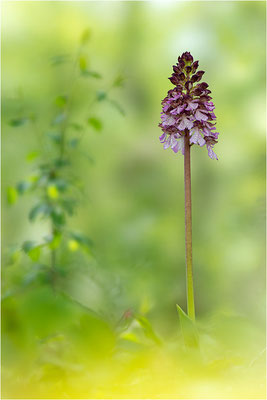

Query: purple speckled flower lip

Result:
[159,52,219,160]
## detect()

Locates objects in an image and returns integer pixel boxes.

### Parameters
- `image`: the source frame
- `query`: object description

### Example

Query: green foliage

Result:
[135,315,162,346]
[82,70,102,79]
[52,113,66,125]
[176,304,199,349]
[7,35,124,288]
[26,151,40,162]
[17,180,32,194]
[69,122,83,131]
[69,231,93,252]
[68,137,80,148]
[55,95,68,108]
[88,117,102,132]
[45,231,62,250]
[8,117,28,127]
[22,241,42,262]
[79,55,87,72]
[46,131,61,143]
[108,99,125,116]
[96,90,107,102]
[95,90,125,116]
[112,74,125,88]
[80,28,91,44]
[7,186,18,205]
[29,203,51,221]
[50,54,70,66]
[79,55,102,78]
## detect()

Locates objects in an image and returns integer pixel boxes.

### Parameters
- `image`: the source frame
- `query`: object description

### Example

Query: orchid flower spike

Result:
[159,52,219,160]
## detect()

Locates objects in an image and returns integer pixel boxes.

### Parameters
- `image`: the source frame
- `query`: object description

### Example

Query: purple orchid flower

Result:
[158,52,220,160]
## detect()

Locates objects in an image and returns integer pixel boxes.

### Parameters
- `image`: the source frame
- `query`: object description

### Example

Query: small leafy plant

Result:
[6,29,125,289]
[158,52,220,331]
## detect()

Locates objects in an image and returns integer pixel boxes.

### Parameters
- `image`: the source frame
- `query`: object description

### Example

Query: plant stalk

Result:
[50,225,57,290]
[184,133,195,321]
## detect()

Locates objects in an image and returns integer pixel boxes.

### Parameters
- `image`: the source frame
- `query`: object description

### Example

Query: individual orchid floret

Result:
[158,52,220,160]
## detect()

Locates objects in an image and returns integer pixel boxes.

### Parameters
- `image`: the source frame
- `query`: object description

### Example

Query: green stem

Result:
[184,133,195,321]
[50,225,57,290]
[59,46,82,160]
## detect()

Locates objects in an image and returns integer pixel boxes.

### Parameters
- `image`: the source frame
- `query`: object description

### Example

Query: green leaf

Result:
[26,151,40,162]
[78,150,94,164]
[120,332,141,344]
[7,187,18,205]
[29,203,51,222]
[22,241,35,253]
[176,305,199,349]
[6,245,21,265]
[29,247,41,262]
[29,175,39,184]
[79,56,87,72]
[68,138,80,148]
[108,99,125,116]
[135,315,162,346]
[55,95,68,108]
[17,181,32,195]
[80,28,91,44]
[22,265,46,286]
[22,241,42,262]
[9,117,28,127]
[53,158,70,168]
[68,239,79,252]
[96,90,107,102]
[47,132,61,144]
[61,199,76,215]
[112,74,125,88]
[82,70,102,79]
[52,113,66,125]
[51,178,69,192]
[70,122,83,131]
[47,185,59,199]
[88,117,102,132]
[38,162,51,173]
[44,232,62,250]
[51,208,66,227]
[69,232,93,250]
[50,54,70,66]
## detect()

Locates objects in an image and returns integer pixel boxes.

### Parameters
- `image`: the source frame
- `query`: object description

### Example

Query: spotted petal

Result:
[207,144,218,160]
[178,115,194,130]
[195,110,208,121]
[159,132,166,143]
[190,129,205,146]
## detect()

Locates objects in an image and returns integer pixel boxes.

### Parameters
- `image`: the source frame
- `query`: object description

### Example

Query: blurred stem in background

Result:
[5,28,125,295]
[52,45,81,276]
[59,44,82,160]
[184,133,195,321]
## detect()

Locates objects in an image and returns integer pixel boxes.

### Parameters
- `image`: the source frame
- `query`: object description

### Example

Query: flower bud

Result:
[178,60,185,69]
[185,81,193,91]
[185,65,192,74]
[191,74,199,83]
[181,51,193,63]
[192,60,199,73]
[196,70,205,80]
[169,75,179,85]
[178,72,186,81]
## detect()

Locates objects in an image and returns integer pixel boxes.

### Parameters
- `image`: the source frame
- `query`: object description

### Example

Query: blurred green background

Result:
[2,1,266,398]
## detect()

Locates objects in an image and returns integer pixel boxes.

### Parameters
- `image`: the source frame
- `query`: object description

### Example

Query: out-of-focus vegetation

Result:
[2,1,266,399]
